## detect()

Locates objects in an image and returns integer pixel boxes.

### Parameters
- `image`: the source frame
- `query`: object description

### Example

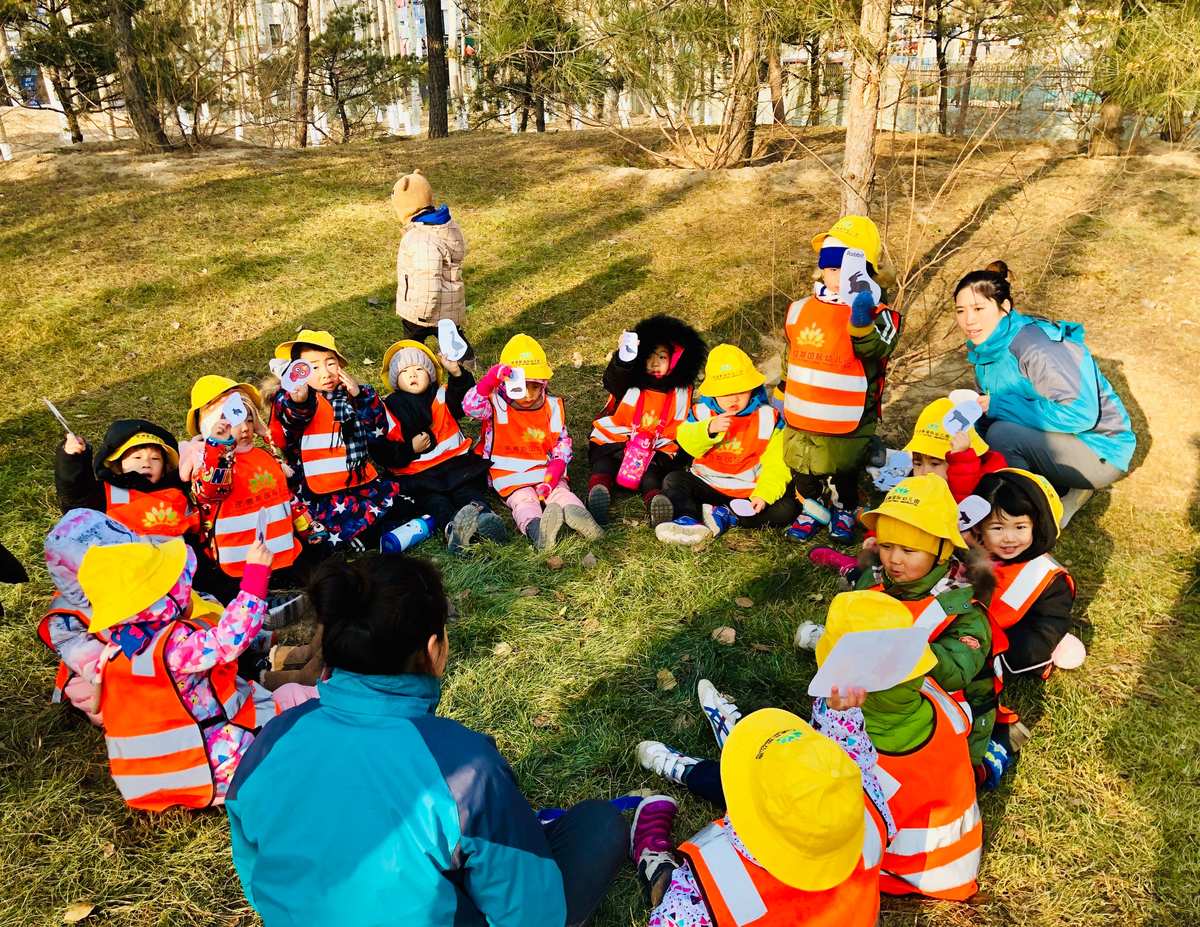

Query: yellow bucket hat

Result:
[904,398,988,460]
[698,344,765,397]
[815,590,938,682]
[104,432,180,469]
[811,215,882,269]
[500,333,553,380]
[998,467,1064,537]
[274,329,348,366]
[861,474,966,549]
[78,538,188,634]
[186,375,263,437]
[381,339,444,392]
[721,708,865,891]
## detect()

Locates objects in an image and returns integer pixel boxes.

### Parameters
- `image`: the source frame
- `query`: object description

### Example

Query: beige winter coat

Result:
[395,217,468,327]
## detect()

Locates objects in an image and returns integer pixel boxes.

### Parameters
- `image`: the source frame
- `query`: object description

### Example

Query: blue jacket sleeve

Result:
[990,332,1101,435]
[227,800,259,912]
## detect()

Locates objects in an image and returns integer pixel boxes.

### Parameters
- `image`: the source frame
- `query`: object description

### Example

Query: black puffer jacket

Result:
[600,314,707,399]
[55,418,185,514]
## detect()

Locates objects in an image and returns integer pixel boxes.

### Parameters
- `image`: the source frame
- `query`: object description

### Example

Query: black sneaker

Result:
[649,493,674,527]
[587,483,611,526]
[263,592,307,630]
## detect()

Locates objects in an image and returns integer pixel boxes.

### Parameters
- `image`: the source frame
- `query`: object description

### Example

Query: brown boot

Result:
[259,631,323,689]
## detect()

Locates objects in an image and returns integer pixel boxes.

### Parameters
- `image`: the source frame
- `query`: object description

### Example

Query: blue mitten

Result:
[850,289,877,328]
[980,739,1011,790]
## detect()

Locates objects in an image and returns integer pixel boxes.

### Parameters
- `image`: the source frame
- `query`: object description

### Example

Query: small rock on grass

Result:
[734,596,754,609]
[367,296,382,307]
[580,552,598,569]
[493,642,514,657]
[656,668,678,691]
[571,351,584,368]
[582,617,601,634]
[519,586,539,597]
[546,555,565,570]
[711,626,737,645]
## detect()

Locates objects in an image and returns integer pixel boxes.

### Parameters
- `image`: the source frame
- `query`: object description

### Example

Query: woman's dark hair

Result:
[953,260,1012,310]
[310,553,449,676]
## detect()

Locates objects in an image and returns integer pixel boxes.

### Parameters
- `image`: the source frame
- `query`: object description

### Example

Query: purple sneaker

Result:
[630,795,679,906]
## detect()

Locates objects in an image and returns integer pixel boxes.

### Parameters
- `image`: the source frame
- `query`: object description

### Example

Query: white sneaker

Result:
[794,621,825,651]
[655,517,713,546]
[636,740,700,785]
[697,679,742,751]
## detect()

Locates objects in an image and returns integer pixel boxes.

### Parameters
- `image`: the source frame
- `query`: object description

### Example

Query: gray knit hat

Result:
[388,347,438,389]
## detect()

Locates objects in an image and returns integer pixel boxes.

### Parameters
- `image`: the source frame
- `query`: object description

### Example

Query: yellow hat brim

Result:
[186,381,263,437]
[512,362,553,380]
[860,501,967,549]
[274,331,348,366]
[721,708,864,891]
[699,369,765,398]
[903,431,989,459]
[104,433,180,469]
[82,538,188,634]
[811,231,829,254]
[381,339,445,392]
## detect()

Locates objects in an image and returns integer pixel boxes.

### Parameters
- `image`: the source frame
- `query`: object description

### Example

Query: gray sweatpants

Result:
[982,420,1126,491]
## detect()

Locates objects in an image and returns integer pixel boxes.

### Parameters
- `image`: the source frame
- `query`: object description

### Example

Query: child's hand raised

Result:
[246,537,274,568]
[288,381,309,403]
[338,370,361,397]
[439,353,462,377]
[63,433,86,455]
[949,430,971,454]
[828,685,868,711]
[708,412,735,437]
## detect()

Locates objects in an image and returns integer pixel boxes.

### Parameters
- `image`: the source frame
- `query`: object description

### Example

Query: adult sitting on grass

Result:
[955,260,1136,526]
[225,552,627,927]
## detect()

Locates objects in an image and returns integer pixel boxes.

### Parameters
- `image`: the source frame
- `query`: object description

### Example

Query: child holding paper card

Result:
[656,345,796,545]
[462,333,602,550]
[782,216,901,545]
[371,340,506,552]
[906,397,1007,501]
[587,314,706,526]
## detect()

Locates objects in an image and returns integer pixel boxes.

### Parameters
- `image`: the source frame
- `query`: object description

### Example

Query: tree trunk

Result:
[768,44,785,125]
[107,0,170,150]
[953,19,982,136]
[841,0,890,214]
[49,70,84,144]
[519,65,532,132]
[424,0,449,137]
[293,0,311,147]
[535,95,546,132]
[1089,97,1124,156]
[807,36,821,126]
[1160,98,1184,142]
[339,99,351,142]
[934,6,949,135]
[712,22,761,167]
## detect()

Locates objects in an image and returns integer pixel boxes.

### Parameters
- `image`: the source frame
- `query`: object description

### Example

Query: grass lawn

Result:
[1,128,1198,926]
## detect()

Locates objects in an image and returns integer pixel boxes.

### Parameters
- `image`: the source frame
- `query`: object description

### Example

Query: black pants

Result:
[793,470,861,511]
[662,470,798,528]
[191,541,329,602]
[682,760,725,809]
[401,317,476,362]
[587,441,681,499]
[541,799,627,926]
[412,479,492,529]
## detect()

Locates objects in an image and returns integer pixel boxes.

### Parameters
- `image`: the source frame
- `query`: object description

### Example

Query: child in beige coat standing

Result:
[392,169,473,364]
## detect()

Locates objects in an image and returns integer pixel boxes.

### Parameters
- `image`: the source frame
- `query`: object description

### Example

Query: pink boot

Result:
[809,546,857,575]
[631,795,679,906]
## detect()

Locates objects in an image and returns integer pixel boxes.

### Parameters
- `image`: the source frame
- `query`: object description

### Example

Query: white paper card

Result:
[948,388,980,406]
[280,359,313,392]
[255,508,269,544]
[958,494,991,532]
[618,330,639,361]
[221,392,248,426]
[43,398,73,432]
[438,319,468,361]
[505,366,527,400]
[839,248,882,305]
[730,498,757,518]
[942,399,983,435]
[807,626,932,696]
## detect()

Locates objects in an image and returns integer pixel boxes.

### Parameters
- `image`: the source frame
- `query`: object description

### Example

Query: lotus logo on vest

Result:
[248,469,278,493]
[793,324,826,349]
[524,427,547,443]
[141,504,181,529]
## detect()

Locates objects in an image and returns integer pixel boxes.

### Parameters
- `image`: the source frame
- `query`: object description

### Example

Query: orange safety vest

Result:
[104,484,194,537]
[211,447,301,577]
[480,393,565,498]
[386,386,474,477]
[689,404,778,499]
[590,386,691,455]
[875,679,982,901]
[99,612,261,811]
[678,803,886,927]
[783,295,871,435]
[298,394,378,495]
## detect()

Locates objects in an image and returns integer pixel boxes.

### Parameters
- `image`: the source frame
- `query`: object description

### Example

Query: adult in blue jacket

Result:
[954,260,1135,524]
[226,553,627,927]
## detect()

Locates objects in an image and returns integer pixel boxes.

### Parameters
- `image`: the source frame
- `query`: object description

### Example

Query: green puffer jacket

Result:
[857,560,995,764]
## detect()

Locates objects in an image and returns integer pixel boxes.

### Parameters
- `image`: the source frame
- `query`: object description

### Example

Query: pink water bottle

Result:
[616,429,655,489]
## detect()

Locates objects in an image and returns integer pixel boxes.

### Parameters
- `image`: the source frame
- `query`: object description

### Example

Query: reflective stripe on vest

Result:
[680,807,885,927]
[877,678,981,901]
[211,448,299,577]
[388,387,473,476]
[104,484,193,537]
[783,295,871,435]
[590,386,690,452]
[298,395,377,494]
[991,555,1072,630]
[486,395,565,497]
[690,405,777,499]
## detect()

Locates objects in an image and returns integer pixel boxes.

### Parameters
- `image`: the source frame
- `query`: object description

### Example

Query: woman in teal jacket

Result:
[226,553,626,927]
[955,260,1135,524]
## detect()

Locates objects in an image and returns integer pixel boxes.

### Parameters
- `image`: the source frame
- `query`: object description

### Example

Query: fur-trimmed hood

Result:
[629,314,707,390]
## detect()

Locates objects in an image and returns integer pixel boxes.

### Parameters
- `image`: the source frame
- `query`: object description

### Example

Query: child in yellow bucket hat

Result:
[656,344,798,546]
[905,397,1008,501]
[75,534,318,812]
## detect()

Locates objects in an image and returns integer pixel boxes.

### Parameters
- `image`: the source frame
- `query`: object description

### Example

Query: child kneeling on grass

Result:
[269,330,428,554]
[656,344,797,546]
[463,333,602,550]
[371,339,506,553]
[75,535,317,811]
[587,314,706,527]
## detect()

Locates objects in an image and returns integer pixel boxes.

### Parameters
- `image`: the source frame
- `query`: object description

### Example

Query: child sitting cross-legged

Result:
[462,334,602,550]
[656,344,797,546]
[370,340,507,553]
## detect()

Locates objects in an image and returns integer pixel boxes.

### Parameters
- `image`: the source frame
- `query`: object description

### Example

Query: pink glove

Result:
[476,364,513,397]
[537,457,568,499]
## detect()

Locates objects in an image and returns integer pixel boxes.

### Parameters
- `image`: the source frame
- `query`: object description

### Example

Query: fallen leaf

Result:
[734,596,754,609]
[656,669,678,691]
[62,904,95,924]
[170,321,181,330]
[672,712,693,732]
[362,357,374,366]
[571,351,584,368]
[582,617,601,633]
[580,552,598,569]
[546,555,564,570]
[101,841,115,858]
[493,642,514,657]
[808,593,823,602]
[557,605,568,617]
[519,586,539,597]
[679,653,692,663]
[712,626,737,645]
[750,643,772,653]
[139,395,150,401]
[533,713,553,728]
[723,534,759,551]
